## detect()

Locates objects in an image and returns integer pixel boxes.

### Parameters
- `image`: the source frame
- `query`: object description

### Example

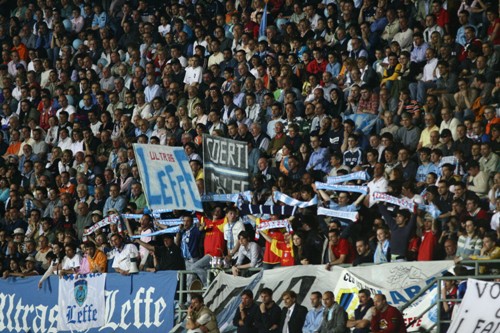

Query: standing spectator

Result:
[110,233,139,276]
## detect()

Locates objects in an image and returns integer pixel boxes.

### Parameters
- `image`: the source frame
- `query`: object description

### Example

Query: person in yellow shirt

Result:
[190,156,204,181]
[470,233,500,274]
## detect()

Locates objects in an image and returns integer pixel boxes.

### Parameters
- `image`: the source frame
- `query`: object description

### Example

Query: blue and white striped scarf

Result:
[201,191,253,203]
[315,182,369,195]
[84,215,122,235]
[327,171,370,184]
[273,191,318,207]
[418,204,442,219]
[121,213,162,219]
[156,218,200,226]
[317,207,358,222]
[130,226,181,238]
[371,192,415,212]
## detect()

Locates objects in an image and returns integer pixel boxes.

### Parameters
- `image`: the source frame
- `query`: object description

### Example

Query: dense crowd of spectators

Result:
[0,0,499,288]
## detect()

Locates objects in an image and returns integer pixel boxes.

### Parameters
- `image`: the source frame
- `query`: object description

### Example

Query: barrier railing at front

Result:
[175,267,263,324]
[400,259,500,333]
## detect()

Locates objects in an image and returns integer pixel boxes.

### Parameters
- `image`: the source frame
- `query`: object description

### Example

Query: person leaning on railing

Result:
[469,232,500,274]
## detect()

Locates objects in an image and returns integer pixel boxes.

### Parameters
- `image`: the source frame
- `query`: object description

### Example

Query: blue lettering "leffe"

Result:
[138,148,202,211]
[66,304,98,324]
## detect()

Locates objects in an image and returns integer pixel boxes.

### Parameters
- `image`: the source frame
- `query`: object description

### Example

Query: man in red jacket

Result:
[370,294,407,333]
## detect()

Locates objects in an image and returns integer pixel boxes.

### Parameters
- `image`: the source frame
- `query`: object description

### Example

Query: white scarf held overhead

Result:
[326,171,371,184]
[371,192,415,212]
[84,214,122,235]
[317,207,359,222]
[315,182,369,194]
[273,191,318,207]
[255,219,292,239]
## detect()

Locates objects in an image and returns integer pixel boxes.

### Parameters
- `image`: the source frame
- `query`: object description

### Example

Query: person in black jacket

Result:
[134,234,186,271]
[347,289,374,333]
[255,288,281,333]
[233,289,259,333]
[280,290,308,333]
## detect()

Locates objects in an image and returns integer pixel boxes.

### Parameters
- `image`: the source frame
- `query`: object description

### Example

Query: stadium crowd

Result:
[0,0,498,310]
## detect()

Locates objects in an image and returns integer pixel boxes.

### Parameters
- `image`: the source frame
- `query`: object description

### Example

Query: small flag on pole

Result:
[259,2,268,41]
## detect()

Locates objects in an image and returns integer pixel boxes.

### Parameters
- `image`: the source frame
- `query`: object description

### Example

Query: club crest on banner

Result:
[336,287,359,313]
[74,279,88,306]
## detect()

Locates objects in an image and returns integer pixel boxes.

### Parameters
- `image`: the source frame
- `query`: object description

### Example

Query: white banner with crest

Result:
[57,273,106,331]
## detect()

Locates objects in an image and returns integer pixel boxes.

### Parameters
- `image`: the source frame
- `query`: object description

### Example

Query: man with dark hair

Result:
[280,290,308,333]
[231,230,262,276]
[324,229,355,269]
[353,239,374,266]
[134,233,185,272]
[347,289,374,333]
[303,291,324,333]
[186,294,220,333]
[233,289,259,333]
[370,294,407,333]
[255,288,281,333]
[378,205,417,261]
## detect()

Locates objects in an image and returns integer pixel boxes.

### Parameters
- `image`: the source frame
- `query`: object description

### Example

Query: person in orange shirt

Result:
[58,171,76,195]
[484,106,500,135]
[80,241,107,273]
[12,36,28,62]
[3,129,22,158]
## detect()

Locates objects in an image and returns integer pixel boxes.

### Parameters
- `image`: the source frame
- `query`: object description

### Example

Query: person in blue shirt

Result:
[416,147,439,187]
[303,291,325,333]
[306,135,330,180]
[91,4,108,30]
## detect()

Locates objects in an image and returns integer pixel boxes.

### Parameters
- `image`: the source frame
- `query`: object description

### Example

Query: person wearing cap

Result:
[417,213,438,261]
[134,233,185,272]
[440,129,454,156]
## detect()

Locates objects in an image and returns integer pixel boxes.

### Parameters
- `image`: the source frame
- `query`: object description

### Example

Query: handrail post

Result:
[436,278,441,333]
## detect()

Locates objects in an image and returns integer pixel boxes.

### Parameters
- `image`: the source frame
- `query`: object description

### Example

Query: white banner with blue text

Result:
[57,273,106,331]
[133,144,203,212]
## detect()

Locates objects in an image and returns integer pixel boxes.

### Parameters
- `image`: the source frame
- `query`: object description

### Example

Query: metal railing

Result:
[401,259,500,333]
[172,259,500,329]
[175,267,263,324]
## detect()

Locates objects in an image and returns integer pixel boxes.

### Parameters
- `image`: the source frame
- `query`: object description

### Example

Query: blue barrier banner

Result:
[133,144,203,212]
[0,271,178,333]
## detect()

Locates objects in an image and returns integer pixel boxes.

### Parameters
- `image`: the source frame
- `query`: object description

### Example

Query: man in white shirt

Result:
[409,48,438,104]
[111,233,139,275]
[392,17,413,51]
[56,95,76,119]
[183,57,203,87]
[144,74,162,103]
[59,243,82,276]
[366,163,388,207]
